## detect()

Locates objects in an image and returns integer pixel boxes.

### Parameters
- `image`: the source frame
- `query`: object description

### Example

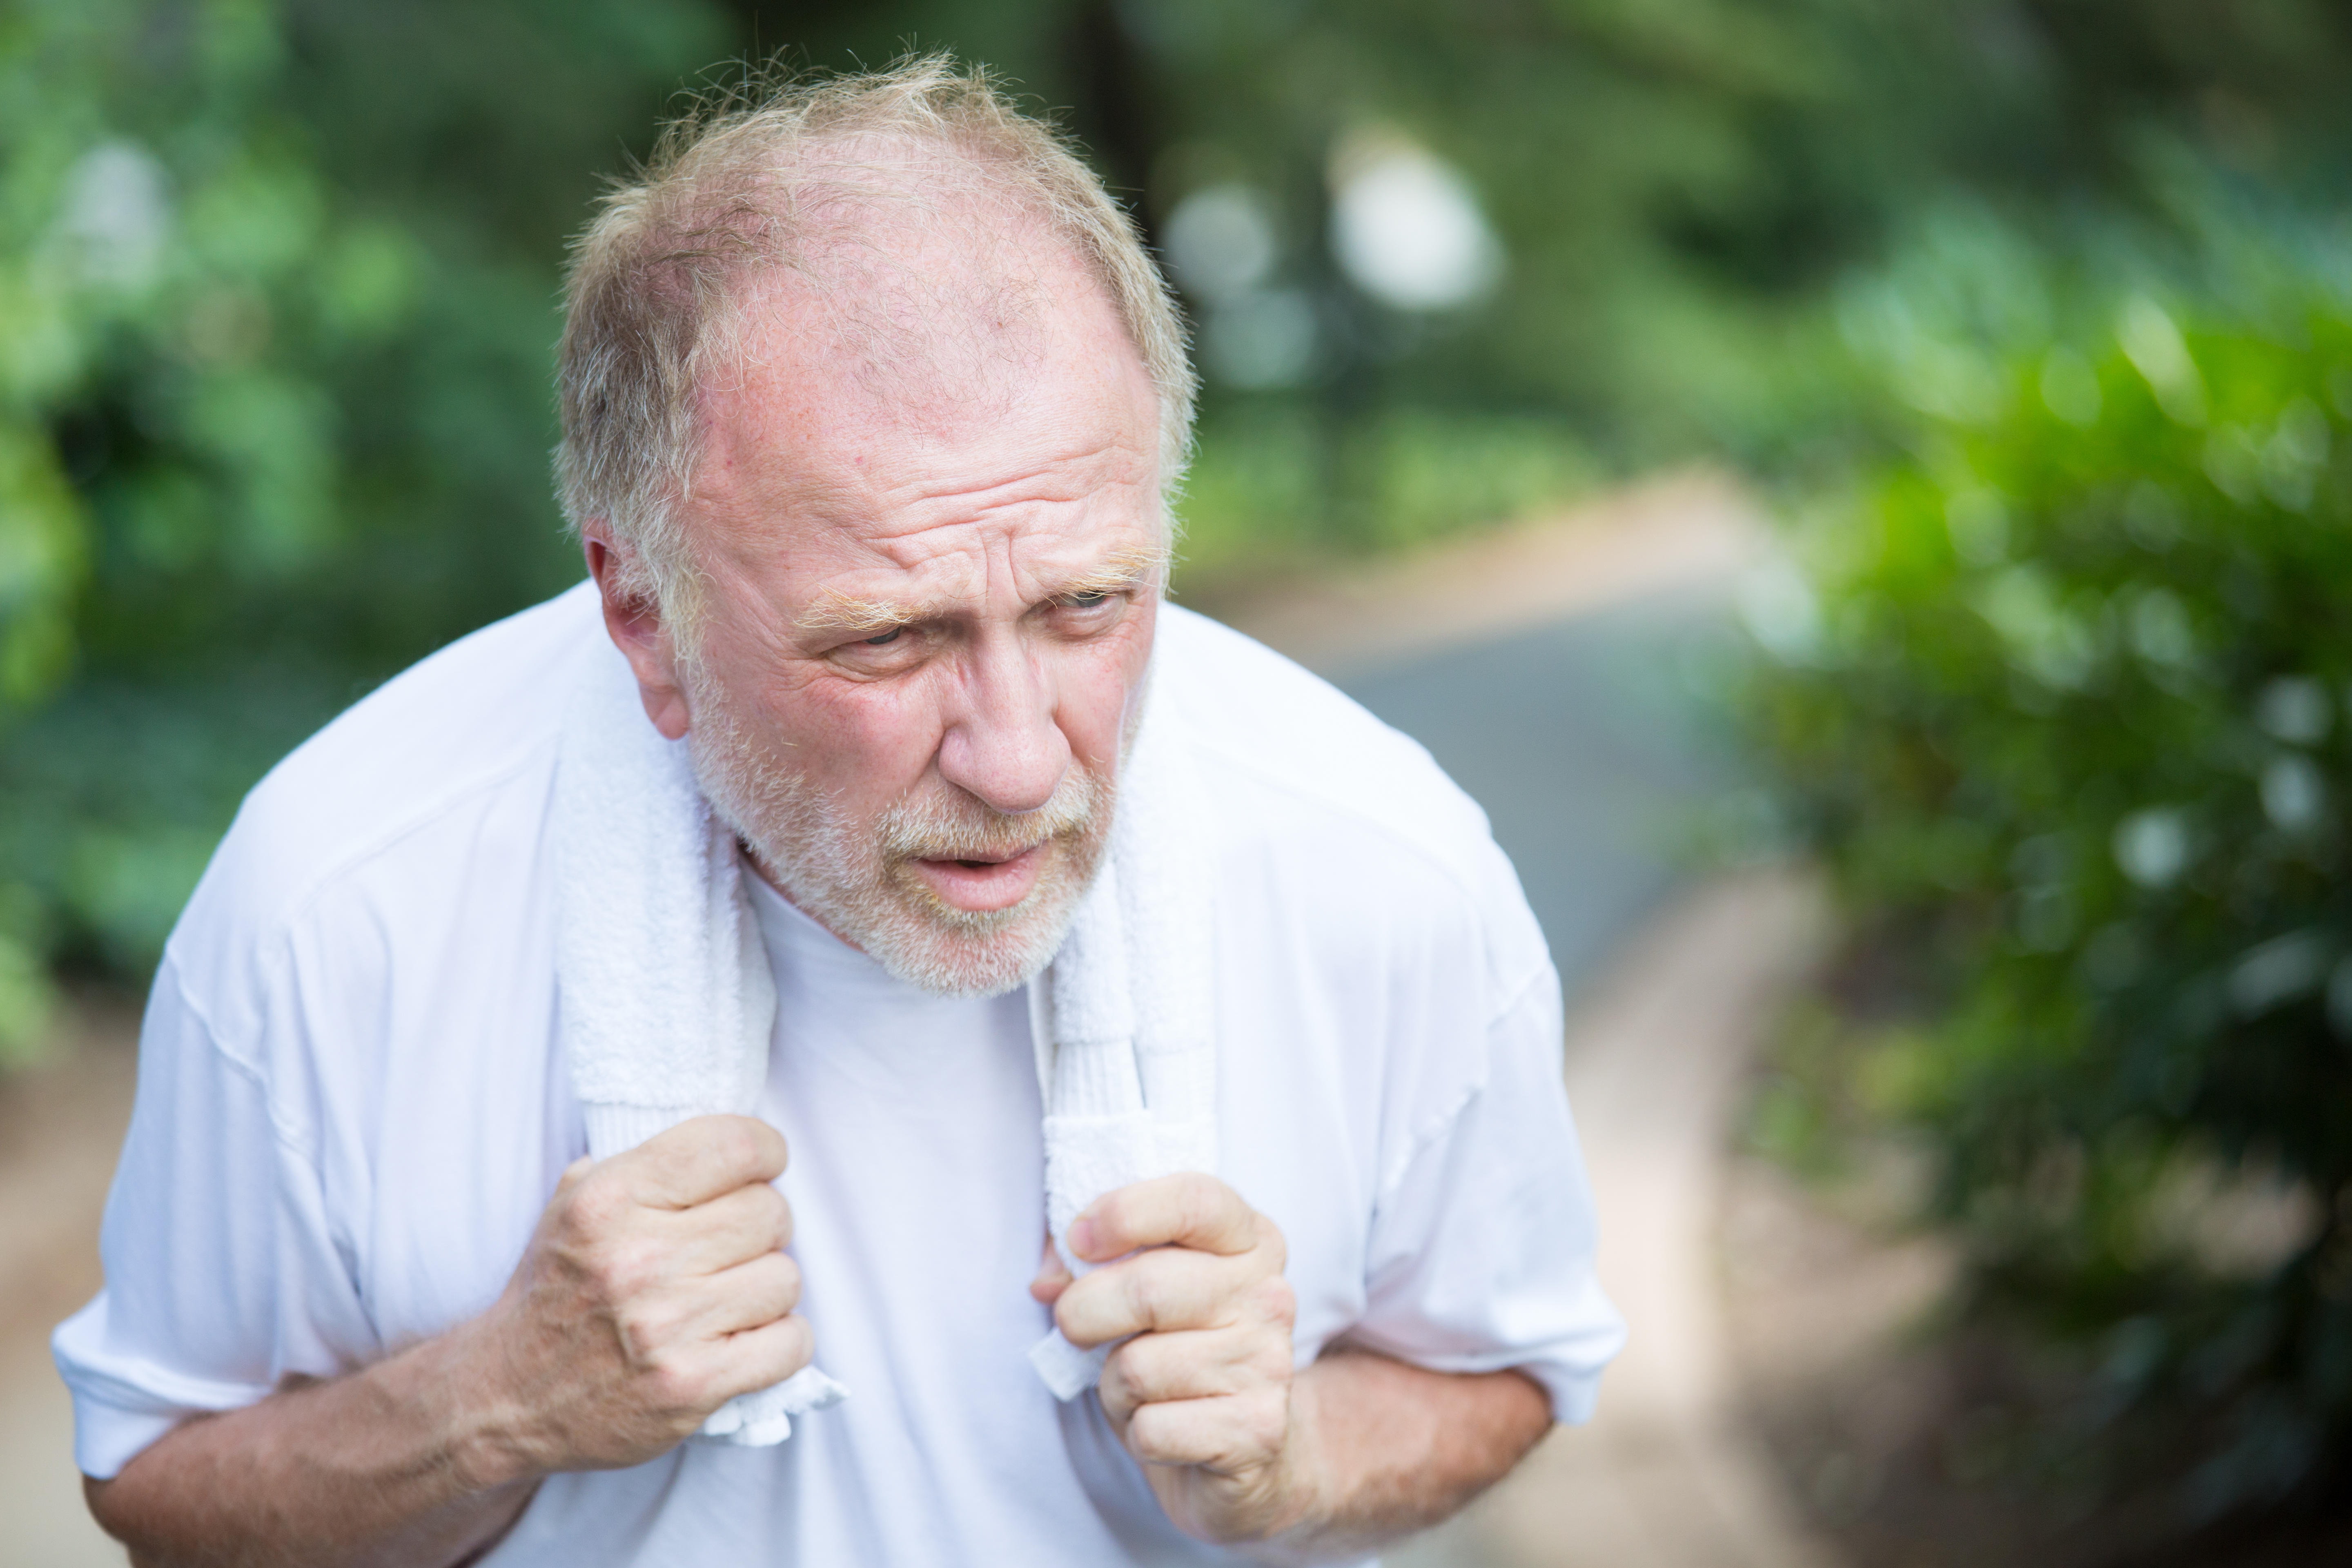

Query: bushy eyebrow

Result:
[795,540,1170,636]
[796,590,929,637]
[1049,541,1171,600]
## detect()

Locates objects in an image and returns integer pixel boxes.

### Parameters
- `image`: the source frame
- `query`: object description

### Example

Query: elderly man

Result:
[56,59,1621,1567]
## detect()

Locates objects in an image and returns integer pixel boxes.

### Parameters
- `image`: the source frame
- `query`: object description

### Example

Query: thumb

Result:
[1028,1230,1074,1306]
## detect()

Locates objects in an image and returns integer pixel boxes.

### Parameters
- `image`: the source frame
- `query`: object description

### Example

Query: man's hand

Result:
[1031,1173,1308,1543]
[1031,1174,1555,1562]
[85,1115,814,1568]
[455,1114,814,1481]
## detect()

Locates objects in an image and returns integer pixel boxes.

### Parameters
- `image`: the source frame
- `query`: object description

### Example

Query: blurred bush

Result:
[0,0,726,1054]
[1744,194,2352,1514]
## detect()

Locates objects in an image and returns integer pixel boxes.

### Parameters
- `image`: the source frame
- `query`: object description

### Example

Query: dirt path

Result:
[0,1003,138,1566]
[1391,873,1841,1568]
[1180,468,1764,682]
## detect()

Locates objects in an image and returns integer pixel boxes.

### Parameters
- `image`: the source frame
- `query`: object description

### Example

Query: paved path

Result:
[1390,874,1838,1568]
[1193,468,1763,998]
[0,1011,136,1566]
[1336,584,1738,1003]
[1219,480,1842,1568]
[0,471,1826,1566]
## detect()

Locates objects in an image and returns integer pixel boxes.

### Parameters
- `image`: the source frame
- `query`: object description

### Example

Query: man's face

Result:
[599,232,1164,998]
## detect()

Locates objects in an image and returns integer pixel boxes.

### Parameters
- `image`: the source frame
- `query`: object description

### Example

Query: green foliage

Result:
[2,0,333,1040]
[1177,404,1597,581]
[1745,205,2352,1512]
[0,0,728,1020]
[1105,0,2352,461]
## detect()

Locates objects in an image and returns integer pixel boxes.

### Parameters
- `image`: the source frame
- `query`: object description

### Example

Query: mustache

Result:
[875,768,1109,862]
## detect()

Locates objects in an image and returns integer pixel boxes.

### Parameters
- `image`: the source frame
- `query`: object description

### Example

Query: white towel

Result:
[1025,694,1218,1400]
[552,641,1216,1445]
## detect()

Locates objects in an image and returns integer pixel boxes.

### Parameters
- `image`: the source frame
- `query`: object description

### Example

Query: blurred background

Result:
[5,1,2352,1564]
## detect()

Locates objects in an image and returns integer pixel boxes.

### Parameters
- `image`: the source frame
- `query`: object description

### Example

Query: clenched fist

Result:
[1031,1173,1305,1545]
[455,1114,814,1480]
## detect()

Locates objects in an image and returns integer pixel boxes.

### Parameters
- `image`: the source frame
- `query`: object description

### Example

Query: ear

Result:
[581,526,693,742]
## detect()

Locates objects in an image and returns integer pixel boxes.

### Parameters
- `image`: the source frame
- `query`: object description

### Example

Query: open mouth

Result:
[906,840,1050,913]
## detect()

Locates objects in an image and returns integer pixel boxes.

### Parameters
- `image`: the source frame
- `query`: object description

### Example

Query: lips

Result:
[905,840,1050,913]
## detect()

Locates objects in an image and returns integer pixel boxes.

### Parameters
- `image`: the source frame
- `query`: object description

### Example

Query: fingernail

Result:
[1068,1217,1096,1259]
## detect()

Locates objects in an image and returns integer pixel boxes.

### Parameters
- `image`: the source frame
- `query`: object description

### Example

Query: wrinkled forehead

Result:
[724,156,1126,436]
[688,203,1160,529]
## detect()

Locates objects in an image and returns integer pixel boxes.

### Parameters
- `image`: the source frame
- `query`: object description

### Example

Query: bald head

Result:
[554,56,1196,628]
[741,159,1100,447]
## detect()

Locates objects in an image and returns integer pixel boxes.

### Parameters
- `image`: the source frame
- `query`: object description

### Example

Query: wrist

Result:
[1223,1373,1336,1561]
[396,1310,546,1496]
[1248,1376,1339,1546]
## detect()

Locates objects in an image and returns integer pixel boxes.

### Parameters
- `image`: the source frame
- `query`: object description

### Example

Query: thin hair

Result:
[552,53,1197,635]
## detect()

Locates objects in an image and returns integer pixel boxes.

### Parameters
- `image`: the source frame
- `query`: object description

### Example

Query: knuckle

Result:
[1176,1171,1222,1228]
[709,1119,758,1174]
[736,1314,814,1393]
[1053,1283,1092,1344]
[1120,1263,1164,1326]
[591,1237,663,1301]
[1249,1274,1296,1327]
[1106,1340,1159,1405]
[747,1252,801,1314]
[719,1116,785,1176]
[615,1297,682,1357]
[1124,1403,1178,1464]
[1243,1390,1289,1454]
[779,1313,817,1375]
[564,1176,628,1235]
[1251,1336,1295,1383]
[642,1354,712,1416]
[1256,1214,1288,1271]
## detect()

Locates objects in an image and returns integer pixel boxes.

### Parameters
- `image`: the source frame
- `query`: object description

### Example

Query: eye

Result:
[862,628,902,646]
[1062,590,1111,610]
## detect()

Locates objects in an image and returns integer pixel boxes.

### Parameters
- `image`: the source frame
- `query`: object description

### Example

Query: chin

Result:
[756,828,1102,999]
[831,876,1091,999]
[870,927,1066,1000]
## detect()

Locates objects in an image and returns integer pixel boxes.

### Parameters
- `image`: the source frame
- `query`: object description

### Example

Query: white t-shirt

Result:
[53,585,1624,1566]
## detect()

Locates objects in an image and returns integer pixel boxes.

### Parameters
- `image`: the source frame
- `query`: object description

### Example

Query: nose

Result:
[934,629,1070,815]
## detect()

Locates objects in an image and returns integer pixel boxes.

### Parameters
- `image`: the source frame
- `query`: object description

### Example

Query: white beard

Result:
[684,670,1112,999]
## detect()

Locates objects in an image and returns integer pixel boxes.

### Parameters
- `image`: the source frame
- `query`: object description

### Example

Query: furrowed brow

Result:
[795,542,1171,635]
[795,590,936,636]
[1049,541,1171,601]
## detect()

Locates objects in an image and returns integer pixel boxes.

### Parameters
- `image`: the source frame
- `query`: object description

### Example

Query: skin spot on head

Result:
[729,184,1091,470]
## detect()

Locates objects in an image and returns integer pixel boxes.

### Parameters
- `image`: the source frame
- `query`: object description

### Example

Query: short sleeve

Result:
[49,953,381,1479]
[1348,966,1626,1423]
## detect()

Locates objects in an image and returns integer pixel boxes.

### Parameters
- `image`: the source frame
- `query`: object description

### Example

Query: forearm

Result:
[1254,1346,1552,1564]
[86,1321,538,1568]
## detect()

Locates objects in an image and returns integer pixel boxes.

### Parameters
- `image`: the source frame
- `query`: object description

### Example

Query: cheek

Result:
[762,670,947,799]
[1058,612,1156,768]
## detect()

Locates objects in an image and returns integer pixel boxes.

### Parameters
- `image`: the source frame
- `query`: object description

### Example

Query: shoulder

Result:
[166,581,603,1050]
[1152,604,1551,1013]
